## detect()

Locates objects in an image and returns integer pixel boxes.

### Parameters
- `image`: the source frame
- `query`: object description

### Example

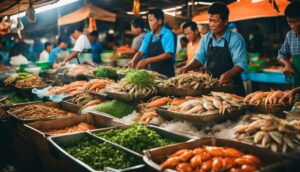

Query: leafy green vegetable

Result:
[1,96,31,105]
[64,137,141,170]
[94,124,176,153]
[122,70,155,88]
[94,100,136,118]
[95,67,117,79]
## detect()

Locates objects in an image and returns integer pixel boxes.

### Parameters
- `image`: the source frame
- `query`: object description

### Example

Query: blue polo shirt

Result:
[194,28,247,71]
[90,41,103,64]
[139,26,175,64]
[48,47,62,64]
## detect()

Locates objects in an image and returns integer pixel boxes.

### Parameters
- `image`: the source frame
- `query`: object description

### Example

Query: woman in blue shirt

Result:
[177,2,247,96]
[127,8,176,77]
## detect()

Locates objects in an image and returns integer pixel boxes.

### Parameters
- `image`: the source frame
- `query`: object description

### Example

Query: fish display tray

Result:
[86,90,109,100]
[58,72,73,84]
[156,106,246,127]
[248,104,291,115]
[143,137,286,172]
[48,132,145,172]
[7,102,79,123]
[105,90,155,102]
[89,125,195,157]
[24,113,127,152]
[159,84,233,97]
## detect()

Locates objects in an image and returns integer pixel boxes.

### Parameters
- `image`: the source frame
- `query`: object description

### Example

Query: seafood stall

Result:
[1,66,300,172]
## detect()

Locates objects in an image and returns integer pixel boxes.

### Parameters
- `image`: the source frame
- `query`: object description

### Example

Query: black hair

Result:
[70,24,84,34]
[285,2,300,18]
[208,2,229,21]
[180,37,188,42]
[89,30,98,37]
[148,8,164,23]
[183,21,198,31]
[131,18,145,30]
[58,36,69,45]
[44,42,52,49]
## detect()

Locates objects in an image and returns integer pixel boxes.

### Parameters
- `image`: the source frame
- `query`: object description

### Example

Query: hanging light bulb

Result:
[25,0,36,22]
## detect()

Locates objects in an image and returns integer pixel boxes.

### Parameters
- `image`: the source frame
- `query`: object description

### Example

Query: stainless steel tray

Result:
[7,102,79,123]
[86,90,109,100]
[156,106,246,127]
[89,125,194,156]
[105,90,155,102]
[24,113,127,152]
[48,132,145,172]
[143,137,285,172]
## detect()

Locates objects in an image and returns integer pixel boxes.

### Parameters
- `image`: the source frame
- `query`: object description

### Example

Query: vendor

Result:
[59,25,93,66]
[127,8,176,77]
[177,2,247,96]
[277,2,300,86]
[119,18,146,57]
[39,42,53,61]
[49,36,69,68]
[88,31,103,64]
[176,21,201,68]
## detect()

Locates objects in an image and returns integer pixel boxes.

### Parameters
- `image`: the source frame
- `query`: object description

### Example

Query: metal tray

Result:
[106,90,155,102]
[48,132,145,172]
[7,102,79,123]
[248,104,291,115]
[143,137,286,172]
[86,90,109,100]
[159,84,233,97]
[58,72,73,84]
[23,113,127,152]
[89,125,194,156]
[156,106,246,127]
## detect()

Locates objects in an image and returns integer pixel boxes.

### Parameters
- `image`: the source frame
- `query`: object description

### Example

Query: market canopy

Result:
[192,0,289,23]
[0,0,58,17]
[57,3,116,26]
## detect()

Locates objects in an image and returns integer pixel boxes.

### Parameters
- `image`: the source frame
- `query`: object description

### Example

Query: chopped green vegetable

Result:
[64,137,142,170]
[94,100,136,118]
[122,70,155,88]
[0,96,31,105]
[95,67,117,79]
[94,124,176,153]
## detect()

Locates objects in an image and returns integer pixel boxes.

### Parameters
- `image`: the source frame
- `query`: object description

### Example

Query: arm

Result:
[136,52,171,69]
[277,32,293,76]
[126,51,144,68]
[281,87,300,104]
[61,51,79,66]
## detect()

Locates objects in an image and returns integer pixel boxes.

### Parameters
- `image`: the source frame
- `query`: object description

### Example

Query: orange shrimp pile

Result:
[160,146,262,172]
[243,90,289,107]
[48,81,86,95]
[83,79,114,93]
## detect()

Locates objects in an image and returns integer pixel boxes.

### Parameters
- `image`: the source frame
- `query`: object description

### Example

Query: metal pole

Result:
[186,0,190,18]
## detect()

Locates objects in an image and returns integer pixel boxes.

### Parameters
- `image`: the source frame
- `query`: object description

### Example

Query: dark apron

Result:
[206,32,245,96]
[147,35,175,77]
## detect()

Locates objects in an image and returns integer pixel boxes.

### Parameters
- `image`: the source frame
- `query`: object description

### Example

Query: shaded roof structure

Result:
[58,3,116,26]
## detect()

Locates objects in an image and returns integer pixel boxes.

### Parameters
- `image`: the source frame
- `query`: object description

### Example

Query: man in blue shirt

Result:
[49,36,69,68]
[177,2,247,96]
[127,8,176,77]
[277,2,300,86]
[88,30,103,64]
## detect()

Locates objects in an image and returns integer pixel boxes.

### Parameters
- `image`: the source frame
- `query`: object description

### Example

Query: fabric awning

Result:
[0,0,58,17]
[192,0,289,24]
[58,3,116,26]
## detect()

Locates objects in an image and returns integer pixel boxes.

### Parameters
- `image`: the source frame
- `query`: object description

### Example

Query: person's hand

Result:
[52,63,60,69]
[283,64,295,76]
[59,61,67,66]
[125,60,135,68]
[136,59,149,69]
[219,73,232,84]
[176,67,188,75]
[280,89,296,104]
